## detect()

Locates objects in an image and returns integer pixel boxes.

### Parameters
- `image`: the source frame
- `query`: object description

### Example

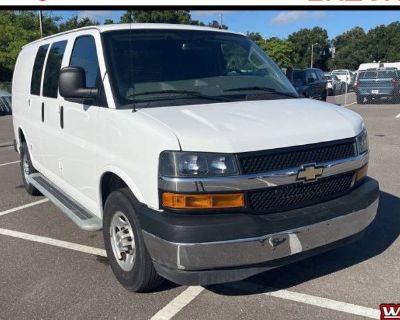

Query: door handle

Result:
[41,102,44,122]
[60,105,64,129]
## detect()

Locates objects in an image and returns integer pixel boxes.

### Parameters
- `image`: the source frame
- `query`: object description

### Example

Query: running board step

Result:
[26,173,102,231]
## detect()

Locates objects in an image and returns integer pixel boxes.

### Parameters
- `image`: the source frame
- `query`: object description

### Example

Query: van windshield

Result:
[102,29,298,109]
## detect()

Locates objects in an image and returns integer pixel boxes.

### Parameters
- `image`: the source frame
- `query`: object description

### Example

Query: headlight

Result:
[159,151,239,177]
[356,128,368,154]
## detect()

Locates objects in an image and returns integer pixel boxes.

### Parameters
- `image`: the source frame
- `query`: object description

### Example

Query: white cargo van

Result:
[12,24,379,292]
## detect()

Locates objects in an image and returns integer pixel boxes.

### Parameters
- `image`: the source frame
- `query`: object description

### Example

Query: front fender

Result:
[98,165,146,216]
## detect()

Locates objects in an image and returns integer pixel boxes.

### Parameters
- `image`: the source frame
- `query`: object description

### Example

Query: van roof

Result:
[23,23,243,48]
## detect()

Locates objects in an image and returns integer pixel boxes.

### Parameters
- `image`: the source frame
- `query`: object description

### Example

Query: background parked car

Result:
[324,74,345,96]
[291,68,327,101]
[0,90,12,116]
[355,68,400,104]
[331,69,354,88]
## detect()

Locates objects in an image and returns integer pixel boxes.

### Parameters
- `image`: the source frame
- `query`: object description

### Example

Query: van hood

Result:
[139,98,363,153]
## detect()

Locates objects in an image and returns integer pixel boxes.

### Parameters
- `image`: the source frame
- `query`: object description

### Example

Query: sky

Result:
[48,10,400,39]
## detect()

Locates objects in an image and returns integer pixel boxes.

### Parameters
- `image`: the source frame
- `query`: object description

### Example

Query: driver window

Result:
[69,35,100,89]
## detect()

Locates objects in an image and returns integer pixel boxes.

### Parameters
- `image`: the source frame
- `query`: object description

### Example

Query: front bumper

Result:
[140,178,379,285]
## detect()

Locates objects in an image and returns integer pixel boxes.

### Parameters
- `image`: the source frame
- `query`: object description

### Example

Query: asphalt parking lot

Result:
[0,93,399,320]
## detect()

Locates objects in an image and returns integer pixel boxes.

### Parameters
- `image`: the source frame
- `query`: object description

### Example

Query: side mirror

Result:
[307,77,315,84]
[59,67,98,100]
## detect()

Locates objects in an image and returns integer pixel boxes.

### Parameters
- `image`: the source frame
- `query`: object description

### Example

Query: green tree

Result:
[120,10,191,24]
[262,37,294,67]
[0,11,100,81]
[246,32,294,67]
[189,19,205,26]
[288,27,330,69]
[366,22,400,63]
[246,31,264,48]
[0,11,40,80]
[329,23,400,70]
[328,27,368,70]
[207,20,228,30]
[58,16,99,32]
[103,18,114,25]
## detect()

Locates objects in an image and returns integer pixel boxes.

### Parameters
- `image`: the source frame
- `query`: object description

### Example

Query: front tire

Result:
[103,188,163,292]
[20,142,41,196]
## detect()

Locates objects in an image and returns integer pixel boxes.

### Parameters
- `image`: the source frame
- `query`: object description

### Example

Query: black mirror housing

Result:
[59,67,98,100]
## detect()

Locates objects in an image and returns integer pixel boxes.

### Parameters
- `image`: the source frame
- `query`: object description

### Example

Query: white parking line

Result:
[150,286,204,320]
[0,228,106,256]
[0,199,49,217]
[228,282,380,319]
[0,160,20,167]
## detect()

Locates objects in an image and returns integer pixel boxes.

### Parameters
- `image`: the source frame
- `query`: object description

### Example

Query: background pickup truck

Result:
[355,68,400,104]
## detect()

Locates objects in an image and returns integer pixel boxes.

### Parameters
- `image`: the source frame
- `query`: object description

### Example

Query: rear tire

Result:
[103,188,164,292]
[20,142,41,196]
[357,95,364,104]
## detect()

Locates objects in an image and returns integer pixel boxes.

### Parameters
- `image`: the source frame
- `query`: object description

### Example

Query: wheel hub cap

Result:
[22,154,30,177]
[110,212,135,271]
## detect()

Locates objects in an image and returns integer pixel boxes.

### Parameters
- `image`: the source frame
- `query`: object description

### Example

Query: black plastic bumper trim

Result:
[137,177,379,243]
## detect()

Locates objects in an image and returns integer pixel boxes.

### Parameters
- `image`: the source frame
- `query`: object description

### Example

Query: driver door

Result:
[56,31,106,214]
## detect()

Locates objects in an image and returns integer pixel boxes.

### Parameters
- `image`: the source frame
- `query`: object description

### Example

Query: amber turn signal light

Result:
[355,164,368,183]
[162,192,245,209]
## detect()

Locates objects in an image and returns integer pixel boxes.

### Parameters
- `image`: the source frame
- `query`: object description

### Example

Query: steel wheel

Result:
[110,211,136,272]
[22,152,30,179]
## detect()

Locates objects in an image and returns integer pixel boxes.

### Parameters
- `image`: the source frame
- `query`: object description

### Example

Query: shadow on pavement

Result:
[207,191,400,296]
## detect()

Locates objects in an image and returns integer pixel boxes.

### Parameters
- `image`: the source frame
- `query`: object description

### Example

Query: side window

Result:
[42,40,67,98]
[69,36,100,88]
[308,70,318,81]
[30,44,49,95]
[306,70,312,81]
[315,70,324,80]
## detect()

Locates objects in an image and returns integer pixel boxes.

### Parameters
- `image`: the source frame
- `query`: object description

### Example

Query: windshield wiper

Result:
[128,90,231,102]
[224,86,298,98]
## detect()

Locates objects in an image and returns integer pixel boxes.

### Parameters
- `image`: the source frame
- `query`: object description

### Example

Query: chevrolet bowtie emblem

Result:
[297,165,324,182]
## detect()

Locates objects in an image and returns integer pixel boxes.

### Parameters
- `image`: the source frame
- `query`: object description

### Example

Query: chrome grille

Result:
[238,139,357,175]
[247,172,355,213]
